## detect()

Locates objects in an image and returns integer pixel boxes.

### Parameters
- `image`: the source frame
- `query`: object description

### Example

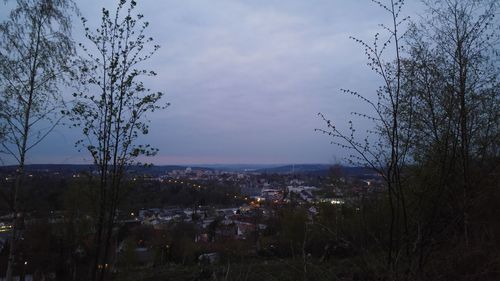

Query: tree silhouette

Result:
[67,0,167,280]
[0,0,76,279]
[318,0,412,276]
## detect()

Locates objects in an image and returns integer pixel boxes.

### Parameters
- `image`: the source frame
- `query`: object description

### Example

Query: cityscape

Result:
[0,164,382,280]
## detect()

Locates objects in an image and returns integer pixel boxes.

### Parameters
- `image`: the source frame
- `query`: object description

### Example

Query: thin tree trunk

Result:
[5,16,42,280]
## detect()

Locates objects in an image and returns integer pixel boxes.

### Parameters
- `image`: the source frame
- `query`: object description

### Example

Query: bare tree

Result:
[0,0,76,280]
[317,0,412,276]
[67,1,166,280]
[405,0,499,242]
[400,0,499,277]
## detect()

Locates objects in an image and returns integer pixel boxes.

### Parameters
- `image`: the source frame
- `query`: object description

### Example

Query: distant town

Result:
[0,164,382,278]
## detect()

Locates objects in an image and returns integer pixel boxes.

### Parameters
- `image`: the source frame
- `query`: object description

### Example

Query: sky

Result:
[1,0,424,165]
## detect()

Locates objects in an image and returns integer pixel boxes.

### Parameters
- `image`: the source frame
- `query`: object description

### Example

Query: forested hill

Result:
[0,164,191,175]
[0,163,377,177]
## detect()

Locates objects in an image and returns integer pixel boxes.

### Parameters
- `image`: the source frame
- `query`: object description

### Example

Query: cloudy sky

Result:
[2,0,424,165]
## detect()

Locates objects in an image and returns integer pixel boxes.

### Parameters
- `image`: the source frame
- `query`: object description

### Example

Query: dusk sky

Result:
[2,0,424,165]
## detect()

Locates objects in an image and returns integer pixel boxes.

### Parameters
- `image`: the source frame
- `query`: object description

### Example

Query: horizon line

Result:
[0,162,335,167]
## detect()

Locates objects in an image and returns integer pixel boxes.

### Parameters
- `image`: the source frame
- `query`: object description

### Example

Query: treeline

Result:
[319,0,500,280]
[0,175,242,216]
